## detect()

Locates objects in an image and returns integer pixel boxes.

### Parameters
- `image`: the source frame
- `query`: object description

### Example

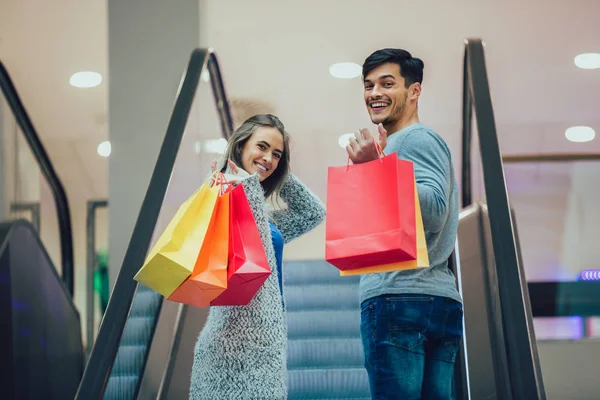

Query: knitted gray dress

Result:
[189,173,325,399]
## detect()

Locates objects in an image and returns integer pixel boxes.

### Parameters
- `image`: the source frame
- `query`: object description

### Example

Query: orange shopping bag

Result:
[339,181,429,276]
[167,179,231,308]
[211,184,271,306]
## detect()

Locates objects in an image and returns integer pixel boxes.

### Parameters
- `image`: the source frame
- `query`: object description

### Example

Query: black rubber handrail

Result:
[460,38,546,399]
[75,48,233,400]
[206,48,234,138]
[0,60,75,295]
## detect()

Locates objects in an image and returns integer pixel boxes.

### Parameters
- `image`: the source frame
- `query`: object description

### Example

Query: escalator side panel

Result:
[146,304,209,399]
[510,209,546,396]
[0,220,82,399]
[479,207,514,397]
[457,205,508,400]
[0,245,16,399]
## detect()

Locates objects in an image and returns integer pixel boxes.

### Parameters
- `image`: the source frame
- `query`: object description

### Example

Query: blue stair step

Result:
[284,260,369,398]
[111,344,146,376]
[288,310,361,340]
[284,260,361,286]
[288,338,364,370]
[103,376,138,399]
[285,284,360,311]
[288,368,370,399]
[103,284,162,400]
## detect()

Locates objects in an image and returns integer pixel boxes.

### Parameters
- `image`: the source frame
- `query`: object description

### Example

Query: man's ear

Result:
[410,82,422,101]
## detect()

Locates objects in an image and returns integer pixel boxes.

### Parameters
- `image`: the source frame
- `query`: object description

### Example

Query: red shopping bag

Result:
[211,184,271,306]
[326,151,417,271]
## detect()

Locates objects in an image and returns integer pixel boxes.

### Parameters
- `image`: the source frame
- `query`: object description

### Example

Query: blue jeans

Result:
[360,294,464,400]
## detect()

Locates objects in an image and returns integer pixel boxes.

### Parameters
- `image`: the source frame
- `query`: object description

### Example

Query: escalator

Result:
[77,40,599,400]
[453,38,546,399]
[0,60,82,398]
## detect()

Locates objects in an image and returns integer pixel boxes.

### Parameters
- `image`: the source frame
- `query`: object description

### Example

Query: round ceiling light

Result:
[201,69,211,83]
[329,62,362,79]
[70,71,102,88]
[565,126,595,142]
[97,141,111,157]
[574,53,600,69]
[203,138,228,154]
[338,133,355,148]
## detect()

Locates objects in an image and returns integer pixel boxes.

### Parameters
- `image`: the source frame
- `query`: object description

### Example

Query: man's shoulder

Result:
[387,123,451,156]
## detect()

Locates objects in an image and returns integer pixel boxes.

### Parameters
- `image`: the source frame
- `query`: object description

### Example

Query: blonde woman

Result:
[190,114,325,399]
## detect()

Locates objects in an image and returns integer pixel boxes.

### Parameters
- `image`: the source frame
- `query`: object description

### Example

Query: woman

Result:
[189,114,326,399]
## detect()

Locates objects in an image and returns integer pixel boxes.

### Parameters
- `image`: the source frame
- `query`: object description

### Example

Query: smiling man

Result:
[346,48,464,399]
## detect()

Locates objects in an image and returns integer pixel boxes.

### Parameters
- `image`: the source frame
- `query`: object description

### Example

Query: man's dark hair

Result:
[362,48,424,88]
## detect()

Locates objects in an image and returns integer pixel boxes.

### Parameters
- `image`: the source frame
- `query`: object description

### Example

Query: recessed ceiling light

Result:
[565,126,595,142]
[201,69,211,83]
[97,141,111,157]
[70,71,102,88]
[338,133,355,148]
[574,53,600,69]
[202,138,228,154]
[329,62,362,79]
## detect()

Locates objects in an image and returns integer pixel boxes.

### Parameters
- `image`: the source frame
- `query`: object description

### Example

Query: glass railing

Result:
[75,48,233,399]
[0,60,74,295]
[85,199,109,358]
[502,156,600,340]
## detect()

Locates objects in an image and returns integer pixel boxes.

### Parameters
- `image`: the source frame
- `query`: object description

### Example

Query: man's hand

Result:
[346,123,388,164]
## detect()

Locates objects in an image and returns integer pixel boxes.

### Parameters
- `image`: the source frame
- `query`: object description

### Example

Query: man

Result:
[346,48,463,399]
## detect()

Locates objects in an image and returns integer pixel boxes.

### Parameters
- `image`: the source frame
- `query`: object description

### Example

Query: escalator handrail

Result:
[0,60,75,296]
[207,48,234,138]
[460,38,546,399]
[75,48,233,400]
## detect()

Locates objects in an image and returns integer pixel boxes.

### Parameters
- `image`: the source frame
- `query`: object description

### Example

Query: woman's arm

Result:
[271,174,326,243]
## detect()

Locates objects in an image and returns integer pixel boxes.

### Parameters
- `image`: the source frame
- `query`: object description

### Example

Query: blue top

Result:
[269,220,285,307]
[359,123,463,305]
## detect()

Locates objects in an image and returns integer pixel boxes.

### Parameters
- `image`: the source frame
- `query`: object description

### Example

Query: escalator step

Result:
[111,344,146,376]
[130,288,162,317]
[120,316,155,346]
[103,285,162,399]
[285,284,359,312]
[287,310,361,340]
[284,261,360,286]
[287,368,370,399]
[288,338,364,370]
[102,376,138,400]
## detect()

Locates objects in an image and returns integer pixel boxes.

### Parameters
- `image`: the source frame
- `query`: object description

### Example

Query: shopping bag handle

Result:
[346,136,385,170]
[209,172,232,195]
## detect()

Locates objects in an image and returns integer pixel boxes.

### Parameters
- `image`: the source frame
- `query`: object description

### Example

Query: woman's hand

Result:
[211,160,250,186]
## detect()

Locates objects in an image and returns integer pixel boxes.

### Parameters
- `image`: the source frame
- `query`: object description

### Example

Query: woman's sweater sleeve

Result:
[270,173,326,243]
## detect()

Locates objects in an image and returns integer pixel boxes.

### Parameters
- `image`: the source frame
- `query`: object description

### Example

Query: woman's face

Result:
[239,126,284,182]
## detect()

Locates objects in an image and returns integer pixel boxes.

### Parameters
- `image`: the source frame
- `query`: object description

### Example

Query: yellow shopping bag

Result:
[134,179,220,296]
[340,181,429,276]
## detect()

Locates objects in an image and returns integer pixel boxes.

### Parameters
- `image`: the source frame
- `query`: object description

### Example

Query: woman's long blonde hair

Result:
[221,114,290,199]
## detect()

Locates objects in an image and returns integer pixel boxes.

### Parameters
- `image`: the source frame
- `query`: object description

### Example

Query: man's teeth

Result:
[371,102,388,108]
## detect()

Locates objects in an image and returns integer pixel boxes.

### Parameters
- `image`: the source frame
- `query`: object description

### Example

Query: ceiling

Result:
[1,0,600,284]
[0,0,108,202]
